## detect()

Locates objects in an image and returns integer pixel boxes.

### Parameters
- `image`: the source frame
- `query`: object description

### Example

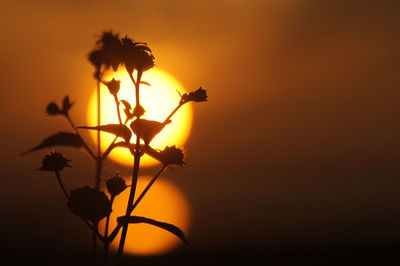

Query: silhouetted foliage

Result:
[21,132,84,155]
[22,30,207,264]
[68,186,112,222]
[117,215,188,245]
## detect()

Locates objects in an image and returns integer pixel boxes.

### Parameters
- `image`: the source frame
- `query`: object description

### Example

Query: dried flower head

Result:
[103,78,121,96]
[38,151,71,172]
[181,87,208,103]
[68,186,112,222]
[46,102,62,116]
[88,31,122,79]
[106,173,127,197]
[159,146,185,166]
[121,36,154,73]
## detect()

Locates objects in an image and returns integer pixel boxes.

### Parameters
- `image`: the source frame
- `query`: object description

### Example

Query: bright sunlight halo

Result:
[87,67,193,167]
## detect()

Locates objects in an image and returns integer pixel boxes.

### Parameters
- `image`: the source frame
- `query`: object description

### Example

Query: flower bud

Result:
[181,87,207,103]
[106,174,127,197]
[159,146,185,166]
[46,102,62,116]
[38,151,71,172]
[103,78,121,96]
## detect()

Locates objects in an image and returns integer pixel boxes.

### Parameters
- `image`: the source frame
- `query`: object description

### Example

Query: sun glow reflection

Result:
[99,176,191,255]
[87,67,193,166]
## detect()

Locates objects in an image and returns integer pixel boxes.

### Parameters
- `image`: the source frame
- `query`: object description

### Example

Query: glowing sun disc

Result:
[87,67,193,167]
[99,176,191,255]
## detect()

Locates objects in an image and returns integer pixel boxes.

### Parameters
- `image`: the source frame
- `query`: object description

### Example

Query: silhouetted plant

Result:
[21,30,207,265]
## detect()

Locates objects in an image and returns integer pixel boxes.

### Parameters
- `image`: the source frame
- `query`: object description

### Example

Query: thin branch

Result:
[54,171,69,200]
[103,195,115,262]
[128,165,166,213]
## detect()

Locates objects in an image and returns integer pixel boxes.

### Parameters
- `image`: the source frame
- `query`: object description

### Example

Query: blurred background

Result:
[1,0,400,265]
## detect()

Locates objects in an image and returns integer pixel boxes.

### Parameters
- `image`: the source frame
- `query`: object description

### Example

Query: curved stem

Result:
[55,171,69,200]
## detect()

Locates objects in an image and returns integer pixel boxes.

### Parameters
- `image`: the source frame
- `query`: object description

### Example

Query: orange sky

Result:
[1,0,400,263]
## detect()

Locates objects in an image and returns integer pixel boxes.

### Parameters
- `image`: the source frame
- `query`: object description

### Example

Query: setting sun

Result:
[87,67,193,166]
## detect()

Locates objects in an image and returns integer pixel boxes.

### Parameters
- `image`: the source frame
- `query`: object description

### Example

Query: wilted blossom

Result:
[181,87,207,104]
[121,36,154,73]
[158,146,185,166]
[106,174,127,197]
[88,31,122,79]
[38,151,71,172]
[68,186,112,222]
[46,102,62,116]
[103,78,121,96]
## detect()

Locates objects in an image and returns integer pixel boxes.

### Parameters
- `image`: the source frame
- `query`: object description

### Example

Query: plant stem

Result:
[163,102,183,124]
[96,78,102,189]
[103,195,115,263]
[55,171,69,200]
[128,165,166,213]
[117,70,143,263]
[92,78,102,260]
[114,95,123,125]
[65,113,96,160]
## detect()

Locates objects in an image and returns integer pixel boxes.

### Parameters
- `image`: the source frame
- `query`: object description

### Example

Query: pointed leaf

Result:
[117,215,188,245]
[21,132,84,156]
[130,119,169,145]
[78,124,131,142]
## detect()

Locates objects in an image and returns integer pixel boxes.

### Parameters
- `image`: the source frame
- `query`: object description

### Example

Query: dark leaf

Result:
[117,215,188,245]
[78,124,132,142]
[68,186,112,222]
[21,132,84,156]
[130,119,170,145]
